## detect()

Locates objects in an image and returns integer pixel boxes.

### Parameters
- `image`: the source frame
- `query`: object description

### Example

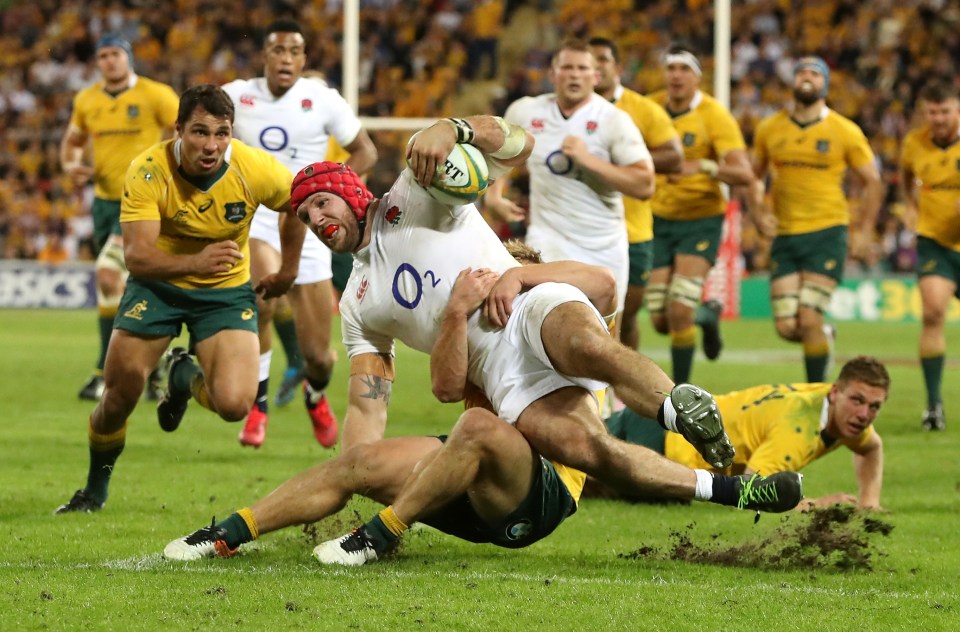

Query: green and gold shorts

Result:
[115,278,258,342]
[628,240,654,287]
[652,215,724,269]
[917,236,960,297]
[770,225,847,282]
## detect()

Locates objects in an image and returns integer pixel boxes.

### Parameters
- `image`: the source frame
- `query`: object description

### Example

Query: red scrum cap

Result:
[290,161,374,230]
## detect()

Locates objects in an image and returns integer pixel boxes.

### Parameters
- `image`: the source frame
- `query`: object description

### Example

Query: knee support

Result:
[96,238,127,274]
[644,282,668,316]
[771,294,799,320]
[799,281,834,314]
[668,274,704,310]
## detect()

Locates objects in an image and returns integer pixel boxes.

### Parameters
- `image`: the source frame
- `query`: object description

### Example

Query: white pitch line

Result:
[1,559,951,602]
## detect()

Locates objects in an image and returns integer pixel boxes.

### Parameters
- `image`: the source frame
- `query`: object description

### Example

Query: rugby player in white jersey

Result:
[486,38,655,323]
[163,117,802,565]
[222,19,377,448]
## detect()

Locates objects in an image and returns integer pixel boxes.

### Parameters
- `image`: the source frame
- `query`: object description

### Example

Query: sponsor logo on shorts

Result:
[696,240,710,252]
[824,259,837,270]
[923,259,937,272]
[506,519,533,540]
[241,308,255,321]
[124,300,148,320]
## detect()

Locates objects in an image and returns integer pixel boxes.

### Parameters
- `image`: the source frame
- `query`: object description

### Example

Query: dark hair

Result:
[588,37,619,64]
[666,41,699,57]
[919,79,958,104]
[552,38,592,65]
[836,356,891,391]
[263,19,303,47]
[177,84,235,127]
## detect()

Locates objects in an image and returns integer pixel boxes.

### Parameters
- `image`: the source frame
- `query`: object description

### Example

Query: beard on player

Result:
[793,82,821,106]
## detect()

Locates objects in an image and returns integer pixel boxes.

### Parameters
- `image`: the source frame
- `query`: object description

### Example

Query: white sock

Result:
[660,397,679,433]
[693,469,713,501]
[258,350,273,382]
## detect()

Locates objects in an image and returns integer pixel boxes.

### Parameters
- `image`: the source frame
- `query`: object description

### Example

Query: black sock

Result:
[254,379,268,413]
[708,473,738,507]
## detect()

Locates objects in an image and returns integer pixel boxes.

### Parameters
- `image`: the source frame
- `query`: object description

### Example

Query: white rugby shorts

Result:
[478,282,607,423]
[249,206,332,285]
[525,223,628,313]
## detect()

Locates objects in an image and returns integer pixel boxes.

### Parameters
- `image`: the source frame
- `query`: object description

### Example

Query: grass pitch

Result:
[1,309,958,630]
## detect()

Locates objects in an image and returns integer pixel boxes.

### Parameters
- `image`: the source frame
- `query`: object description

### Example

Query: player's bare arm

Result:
[484,261,617,328]
[849,161,884,246]
[59,124,94,187]
[898,163,919,231]
[649,137,684,174]
[483,173,527,222]
[431,267,500,402]
[343,129,378,175]
[852,431,884,510]
[255,202,304,299]
[747,155,777,238]
[406,116,534,188]
[561,135,655,199]
[344,353,395,446]
[122,220,243,279]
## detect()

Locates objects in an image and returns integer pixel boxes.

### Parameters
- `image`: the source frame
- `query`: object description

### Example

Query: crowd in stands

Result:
[0,0,951,277]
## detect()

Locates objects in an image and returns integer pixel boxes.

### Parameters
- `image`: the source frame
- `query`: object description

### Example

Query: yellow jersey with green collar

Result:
[613,86,679,242]
[648,90,746,220]
[901,125,960,251]
[68,75,179,201]
[121,138,293,289]
[753,108,874,235]
[664,383,874,475]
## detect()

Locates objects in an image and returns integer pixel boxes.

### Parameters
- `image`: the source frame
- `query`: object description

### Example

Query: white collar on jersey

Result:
[612,84,625,101]
[789,103,830,121]
[819,394,829,431]
[172,139,234,167]
[689,90,703,109]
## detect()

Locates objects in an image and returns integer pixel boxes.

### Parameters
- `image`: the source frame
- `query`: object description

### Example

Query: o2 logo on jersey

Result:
[546,150,574,176]
[259,126,289,152]
[391,263,441,310]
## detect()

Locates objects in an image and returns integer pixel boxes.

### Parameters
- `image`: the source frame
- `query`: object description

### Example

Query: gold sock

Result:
[88,416,127,450]
[189,374,213,411]
[237,507,259,540]
[671,325,697,348]
[378,506,409,537]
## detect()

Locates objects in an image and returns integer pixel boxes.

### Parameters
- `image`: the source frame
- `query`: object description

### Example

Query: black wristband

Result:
[446,117,475,144]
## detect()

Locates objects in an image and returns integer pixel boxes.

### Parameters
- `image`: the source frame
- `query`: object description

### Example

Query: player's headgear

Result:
[794,56,830,97]
[96,34,134,68]
[291,161,375,232]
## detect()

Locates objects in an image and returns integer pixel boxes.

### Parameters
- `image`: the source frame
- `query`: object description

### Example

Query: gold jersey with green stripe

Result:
[753,108,875,235]
[901,126,960,252]
[68,75,179,200]
[121,138,293,289]
[648,90,746,220]
[665,383,874,475]
[613,87,678,242]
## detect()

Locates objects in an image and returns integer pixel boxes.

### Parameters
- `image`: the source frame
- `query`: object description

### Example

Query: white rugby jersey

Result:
[223,76,363,250]
[340,170,520,369]
[222,76,361,173]
[504,93,651,251]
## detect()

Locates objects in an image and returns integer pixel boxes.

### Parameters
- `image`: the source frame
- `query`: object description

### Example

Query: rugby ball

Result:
[421,142,489,205]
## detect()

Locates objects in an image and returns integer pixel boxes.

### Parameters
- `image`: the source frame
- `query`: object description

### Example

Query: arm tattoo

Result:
[359,375,391,405]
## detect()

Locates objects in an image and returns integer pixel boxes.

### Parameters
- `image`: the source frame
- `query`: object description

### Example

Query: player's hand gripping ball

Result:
[417,142,490,205]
